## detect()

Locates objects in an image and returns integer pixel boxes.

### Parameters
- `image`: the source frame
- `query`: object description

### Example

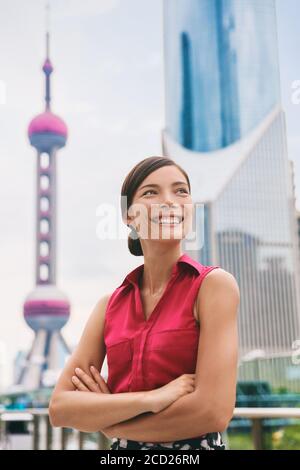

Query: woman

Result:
[49,156,240,450]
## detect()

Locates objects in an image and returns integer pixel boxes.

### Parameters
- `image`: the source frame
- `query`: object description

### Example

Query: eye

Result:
[177,188,189,194]
[142,189,156,196]
[142,188,189,196]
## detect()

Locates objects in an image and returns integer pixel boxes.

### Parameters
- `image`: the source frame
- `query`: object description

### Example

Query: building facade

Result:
[162,0,300,391]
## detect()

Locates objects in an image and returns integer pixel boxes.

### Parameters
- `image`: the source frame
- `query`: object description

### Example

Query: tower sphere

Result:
[28,111,68,151]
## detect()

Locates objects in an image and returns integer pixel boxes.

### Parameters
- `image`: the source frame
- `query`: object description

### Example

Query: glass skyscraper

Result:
[164,0,281,151]
[162,0,300,391]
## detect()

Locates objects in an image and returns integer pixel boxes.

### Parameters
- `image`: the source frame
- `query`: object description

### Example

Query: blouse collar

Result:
[117,252,202,288]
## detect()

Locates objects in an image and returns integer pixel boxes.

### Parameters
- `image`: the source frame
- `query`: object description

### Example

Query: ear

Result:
[122,212,131,227]
[125,217,133,228]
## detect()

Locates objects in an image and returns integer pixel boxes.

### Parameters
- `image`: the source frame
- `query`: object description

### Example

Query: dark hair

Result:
[121,156,191,256]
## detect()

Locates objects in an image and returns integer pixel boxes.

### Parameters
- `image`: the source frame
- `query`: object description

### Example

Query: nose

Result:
[159,194,178,208]
[160,202,174,208]
[159,202,178,213]
[158,200,181,217]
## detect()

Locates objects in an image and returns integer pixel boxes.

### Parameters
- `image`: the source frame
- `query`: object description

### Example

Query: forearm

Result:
[109,390,220,442]
[49,390,153,433]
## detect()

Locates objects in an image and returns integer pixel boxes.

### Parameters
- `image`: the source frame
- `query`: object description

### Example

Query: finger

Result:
[72,375,89,392]
[90,366,111,393]
[74,368,100,393]
[92,368,111,393]
[89,366,106,392]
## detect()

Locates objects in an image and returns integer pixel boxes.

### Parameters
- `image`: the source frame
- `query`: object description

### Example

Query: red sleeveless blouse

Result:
[104,253,220,395]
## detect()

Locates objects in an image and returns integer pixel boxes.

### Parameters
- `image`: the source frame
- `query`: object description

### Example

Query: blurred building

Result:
[162,0,300,390]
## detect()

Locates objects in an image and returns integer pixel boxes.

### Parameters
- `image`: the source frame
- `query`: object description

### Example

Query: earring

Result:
[129,225,139,240]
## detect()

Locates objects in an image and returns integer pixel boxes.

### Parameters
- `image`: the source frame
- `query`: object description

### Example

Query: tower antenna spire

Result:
[43,1,53,110]
[46,1,50,57]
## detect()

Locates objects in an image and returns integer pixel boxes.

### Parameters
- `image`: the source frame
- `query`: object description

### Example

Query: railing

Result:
[1,407,300,450]
[0,408,111,450]
[232,407,300,450]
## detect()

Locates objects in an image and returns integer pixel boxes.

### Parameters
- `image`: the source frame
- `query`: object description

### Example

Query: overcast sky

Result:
[0,0,299,387]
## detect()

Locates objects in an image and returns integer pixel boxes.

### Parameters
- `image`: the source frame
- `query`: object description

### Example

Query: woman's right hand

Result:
[148,373,196,413]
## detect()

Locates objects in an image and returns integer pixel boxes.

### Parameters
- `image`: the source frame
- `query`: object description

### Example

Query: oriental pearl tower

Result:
[16,29,71,390]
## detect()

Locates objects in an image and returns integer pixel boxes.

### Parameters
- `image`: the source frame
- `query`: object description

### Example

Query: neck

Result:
[140,247,183,295]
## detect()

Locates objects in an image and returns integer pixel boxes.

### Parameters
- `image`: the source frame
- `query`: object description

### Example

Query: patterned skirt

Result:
[109,432,226,450]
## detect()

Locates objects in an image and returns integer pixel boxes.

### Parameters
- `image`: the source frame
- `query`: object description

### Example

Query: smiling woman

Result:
[49,156,239,450]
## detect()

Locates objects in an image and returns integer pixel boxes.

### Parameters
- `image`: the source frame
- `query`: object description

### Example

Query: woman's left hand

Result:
[72,365,116,439]
[72,365,111,394]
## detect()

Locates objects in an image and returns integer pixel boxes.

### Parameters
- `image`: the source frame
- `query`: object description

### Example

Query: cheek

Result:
[146,202,164,224]
[130,200,151,224]
[183,201,193,217]
[132,203,153,235]
[183,206,194,231]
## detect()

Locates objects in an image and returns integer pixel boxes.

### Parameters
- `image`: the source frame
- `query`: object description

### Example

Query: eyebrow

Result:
[138,181,189,192]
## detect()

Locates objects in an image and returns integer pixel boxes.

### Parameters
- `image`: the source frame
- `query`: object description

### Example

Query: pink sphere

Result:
[28,111,68,138]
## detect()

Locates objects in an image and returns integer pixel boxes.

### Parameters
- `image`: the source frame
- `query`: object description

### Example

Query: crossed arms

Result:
[49,269,240,441]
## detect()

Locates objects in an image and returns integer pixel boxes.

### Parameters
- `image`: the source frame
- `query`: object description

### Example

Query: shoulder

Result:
[86,292,114,326]
[201,267,240,294]
[196,268,240,319]
[94,284,131,318]
[95,292,114,312]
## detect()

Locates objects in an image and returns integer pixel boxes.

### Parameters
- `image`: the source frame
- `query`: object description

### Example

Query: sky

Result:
[0,0,299,387]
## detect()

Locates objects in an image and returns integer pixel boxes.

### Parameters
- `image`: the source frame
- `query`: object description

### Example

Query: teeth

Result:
[151,216,183,224]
